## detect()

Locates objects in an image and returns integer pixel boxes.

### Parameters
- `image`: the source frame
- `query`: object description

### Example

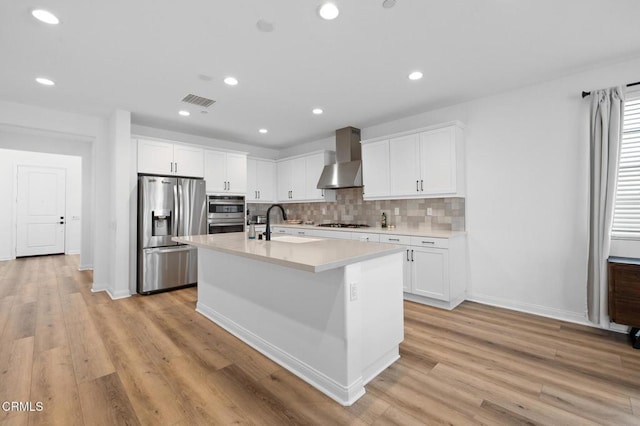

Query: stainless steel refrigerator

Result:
[137,175,207,294]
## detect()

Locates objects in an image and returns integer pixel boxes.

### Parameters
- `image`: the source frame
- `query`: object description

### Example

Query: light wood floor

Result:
[1,255,640,425]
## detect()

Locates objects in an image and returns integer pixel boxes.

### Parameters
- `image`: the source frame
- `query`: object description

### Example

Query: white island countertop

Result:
[174,233,404,273]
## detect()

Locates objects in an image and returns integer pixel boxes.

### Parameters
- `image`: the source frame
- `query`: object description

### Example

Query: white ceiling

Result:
[2,0,640,148]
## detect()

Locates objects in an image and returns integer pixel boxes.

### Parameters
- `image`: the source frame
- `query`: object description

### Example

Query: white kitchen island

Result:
[174,233,404,406]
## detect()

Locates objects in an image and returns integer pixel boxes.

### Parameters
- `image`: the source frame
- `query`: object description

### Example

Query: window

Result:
[612,95,640,238]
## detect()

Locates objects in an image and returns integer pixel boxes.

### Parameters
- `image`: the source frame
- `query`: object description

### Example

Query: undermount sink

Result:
[270,235,323,244]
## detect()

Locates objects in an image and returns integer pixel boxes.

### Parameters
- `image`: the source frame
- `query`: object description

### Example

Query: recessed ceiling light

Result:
[318,3,339,20]
[408,71,423,81]
[35,77,55,86]
[224,77,239,86]
[178,110,190,116]
[32,9,60,25]
[382,0,396,8]
[312,108,324,115]
[259,129,268,134]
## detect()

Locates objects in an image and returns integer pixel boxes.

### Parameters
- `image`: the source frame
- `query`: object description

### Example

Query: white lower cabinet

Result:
[381,234,466,310]
[411,247,449,300]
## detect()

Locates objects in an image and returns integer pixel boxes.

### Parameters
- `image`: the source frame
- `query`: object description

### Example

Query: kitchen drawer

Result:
[314,229,351,240]
[410,236,449,249]
[351,233,380,243]
[379,234,411,245]
[271,227,292,235]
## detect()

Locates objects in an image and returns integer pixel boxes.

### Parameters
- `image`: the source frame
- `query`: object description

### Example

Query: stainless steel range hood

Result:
[317,126,363,189]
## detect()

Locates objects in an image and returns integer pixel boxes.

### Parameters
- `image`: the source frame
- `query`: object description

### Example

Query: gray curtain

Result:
[587,87,624,324]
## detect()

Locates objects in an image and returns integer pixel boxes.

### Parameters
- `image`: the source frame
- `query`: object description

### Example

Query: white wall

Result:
[0,100,112,291]
[292,57,640,326]
[0,149,82,259]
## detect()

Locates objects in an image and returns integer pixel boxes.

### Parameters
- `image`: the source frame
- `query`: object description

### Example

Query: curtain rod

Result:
[582,81,640,98]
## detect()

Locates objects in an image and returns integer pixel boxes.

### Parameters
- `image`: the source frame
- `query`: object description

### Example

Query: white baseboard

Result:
[196,301,364,406]
[78,264,93,271]
[91,285,131,300]
[66,250,80,255]
[0,256,14,262]
[465,292,628,333]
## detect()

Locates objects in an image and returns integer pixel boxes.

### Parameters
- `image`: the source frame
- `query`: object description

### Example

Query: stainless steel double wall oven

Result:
[208,195,245,234]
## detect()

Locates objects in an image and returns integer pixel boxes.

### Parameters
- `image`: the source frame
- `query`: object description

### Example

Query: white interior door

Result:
[16,166,66,257]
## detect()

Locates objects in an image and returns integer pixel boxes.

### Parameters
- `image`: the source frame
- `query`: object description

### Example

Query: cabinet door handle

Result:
[228,181,231,191]
[170,162,173,173]
[258,190,260,199]
[411,249,414,261]
[421,241,435,245]
[416,180,419,192]
[406,249,410,262]
[175,163,178,173]
[421,179,424,191]
[389,238,400,242]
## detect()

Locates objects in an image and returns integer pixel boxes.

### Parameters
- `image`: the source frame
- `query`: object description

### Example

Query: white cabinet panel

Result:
[290,157,306,200]
[247,158,257,200]
[419,126,456,194]
[256,160,275,202]
[389,133,421,196]
[204,150,227,193]
[411,247,449,301]
[173,144,204,177]
[305,153,325,201]
[361,140,390,198]
[248,158,275,202]
[137,139,203,177]
[225,153,247,194]
[350,233,380,243]
[137,139,176,176]
[277,159,294,201]
[204,150,247,194]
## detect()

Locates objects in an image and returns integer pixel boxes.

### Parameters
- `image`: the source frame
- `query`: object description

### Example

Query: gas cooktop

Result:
[317,223,370,228]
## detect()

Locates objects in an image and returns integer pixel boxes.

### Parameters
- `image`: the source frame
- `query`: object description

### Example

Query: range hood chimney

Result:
[316,126,363,189]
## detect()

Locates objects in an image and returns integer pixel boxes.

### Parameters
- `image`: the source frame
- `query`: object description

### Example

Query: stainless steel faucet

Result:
[265,204,287,241]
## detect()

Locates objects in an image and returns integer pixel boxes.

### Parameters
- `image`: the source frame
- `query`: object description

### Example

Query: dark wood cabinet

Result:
[608,260,640,327]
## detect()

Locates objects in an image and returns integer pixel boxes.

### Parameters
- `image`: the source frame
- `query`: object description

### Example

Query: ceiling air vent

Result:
[181,94,216,108]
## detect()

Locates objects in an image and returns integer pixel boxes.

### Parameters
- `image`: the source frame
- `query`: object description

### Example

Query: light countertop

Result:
[267,223,466,239]
[174,233,405,273]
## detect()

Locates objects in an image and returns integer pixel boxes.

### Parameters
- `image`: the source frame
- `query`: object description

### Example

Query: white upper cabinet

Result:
[304,152,326,201]
[361,122,465,200]
[173,144,205,177]
[419,126,457,194]
[389,133,421,196]
[276,151,335,202]
[247,158,276,202]
[361,139,390,198]
[204,149,247,194]
[137,139,204,178]
[277,157,305,201]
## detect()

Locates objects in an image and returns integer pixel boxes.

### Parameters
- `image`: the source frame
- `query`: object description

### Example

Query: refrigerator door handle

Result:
[173,183,179,237]
[177,182,184,236]
[144,245,194,254]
